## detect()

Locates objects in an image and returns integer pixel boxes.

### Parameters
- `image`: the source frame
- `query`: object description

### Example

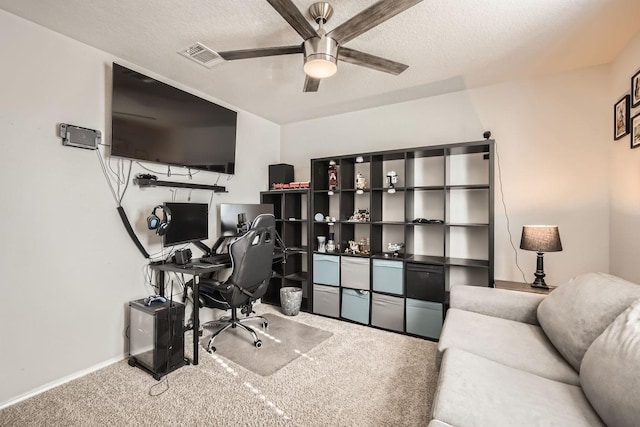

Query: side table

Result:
[494,280,555,295]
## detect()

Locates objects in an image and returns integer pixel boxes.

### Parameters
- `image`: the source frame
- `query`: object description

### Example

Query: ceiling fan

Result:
[217,0,424,92]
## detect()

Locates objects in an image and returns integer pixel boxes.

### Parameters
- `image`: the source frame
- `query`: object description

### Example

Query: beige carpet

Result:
[203,313,333,376]
[0,304,439,426]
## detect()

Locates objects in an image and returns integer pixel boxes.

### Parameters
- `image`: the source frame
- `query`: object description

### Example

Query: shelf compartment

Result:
[448,264,489,289]
[445,257,490,268]
[406,254,446,264]
[341,288,370,325]
[446,227,489,261]
[446,187,489,224]
[313,284,340,318]
[406,299,443,340]
[446,151,490,187]
[371,293,404,332]
[284,271,308,282]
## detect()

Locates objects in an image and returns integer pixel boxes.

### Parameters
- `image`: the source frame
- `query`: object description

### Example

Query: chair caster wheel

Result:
[262,321,268,328]
[128,358,136,367]
[207,347,216,354]
[255,340,263,348]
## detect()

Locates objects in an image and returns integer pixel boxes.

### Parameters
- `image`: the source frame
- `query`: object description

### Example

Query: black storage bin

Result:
[406,263,445,302]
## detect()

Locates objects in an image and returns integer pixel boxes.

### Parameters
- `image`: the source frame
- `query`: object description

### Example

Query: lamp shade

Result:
[520,225,562,252]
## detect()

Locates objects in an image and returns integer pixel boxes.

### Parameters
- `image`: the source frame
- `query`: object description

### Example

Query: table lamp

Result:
[520,225,562,289]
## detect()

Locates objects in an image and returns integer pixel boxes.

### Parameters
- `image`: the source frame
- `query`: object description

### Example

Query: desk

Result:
[150,261,227,365]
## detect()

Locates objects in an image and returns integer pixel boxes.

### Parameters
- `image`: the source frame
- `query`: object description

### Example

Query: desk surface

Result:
[151,260,227,274]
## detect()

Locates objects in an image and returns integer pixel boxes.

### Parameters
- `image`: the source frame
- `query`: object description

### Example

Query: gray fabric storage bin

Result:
[313,284,340,318]
[313,254,340,286]
[341,257,370,290]
[371,293,404,332]
[372,259,403,295]
[341,288,370,324]
[406,298,443,339]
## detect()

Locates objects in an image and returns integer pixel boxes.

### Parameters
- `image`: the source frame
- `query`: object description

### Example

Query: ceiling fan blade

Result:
[338,47,408,75]
[303,76,321,92]
[327,0,423,45]
[218,45,303,61]
[267,0,318,40]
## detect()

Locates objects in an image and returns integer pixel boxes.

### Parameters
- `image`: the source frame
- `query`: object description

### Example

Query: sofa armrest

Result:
[450,285,545,325]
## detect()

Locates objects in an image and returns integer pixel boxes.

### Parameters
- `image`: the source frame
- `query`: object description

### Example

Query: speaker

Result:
[147,205,172,236]
[59,123,101,150]
[269,164,294,188]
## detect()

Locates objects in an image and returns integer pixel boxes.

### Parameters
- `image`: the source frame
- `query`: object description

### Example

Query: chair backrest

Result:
[224,213,276,306]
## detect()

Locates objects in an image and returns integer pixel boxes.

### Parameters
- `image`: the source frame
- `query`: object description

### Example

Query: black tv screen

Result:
[111,63,237,174]
[163,202,209,247]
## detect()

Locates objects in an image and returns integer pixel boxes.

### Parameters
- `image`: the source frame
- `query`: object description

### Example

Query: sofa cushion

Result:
[450,284,545,325]
[431,348,604,427]
[537,272,640,371]
[437,308,579,385]
[580,298,640,427]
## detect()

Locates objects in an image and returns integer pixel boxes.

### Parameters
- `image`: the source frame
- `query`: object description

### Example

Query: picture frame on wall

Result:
[614,95,630,140]
[632,70,640,108]
[631,112,640,149]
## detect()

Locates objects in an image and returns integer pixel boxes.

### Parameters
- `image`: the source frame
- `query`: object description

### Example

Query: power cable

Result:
[495,142,527,283]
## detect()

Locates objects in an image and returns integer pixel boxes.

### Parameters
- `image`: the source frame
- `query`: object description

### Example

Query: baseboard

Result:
[0,353,127,410]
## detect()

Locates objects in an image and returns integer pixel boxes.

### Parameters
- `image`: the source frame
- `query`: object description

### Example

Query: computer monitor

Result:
[163,202,209,246]
[219,203,274,237]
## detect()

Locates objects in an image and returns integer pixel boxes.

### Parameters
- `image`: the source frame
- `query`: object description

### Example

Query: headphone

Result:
[147,205,172,236]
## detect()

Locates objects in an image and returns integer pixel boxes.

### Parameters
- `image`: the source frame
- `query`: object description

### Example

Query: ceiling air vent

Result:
[178,43,223,68]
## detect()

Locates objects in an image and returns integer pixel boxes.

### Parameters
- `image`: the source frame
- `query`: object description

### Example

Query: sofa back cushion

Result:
[537,272,640,371]
[580,298,640,427]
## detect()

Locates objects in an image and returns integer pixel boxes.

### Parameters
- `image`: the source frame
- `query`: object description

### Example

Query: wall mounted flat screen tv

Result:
[163,202,209,247]
[111,63,237,174]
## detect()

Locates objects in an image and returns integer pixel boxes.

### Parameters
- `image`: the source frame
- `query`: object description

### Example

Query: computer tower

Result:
[128,299,187,380]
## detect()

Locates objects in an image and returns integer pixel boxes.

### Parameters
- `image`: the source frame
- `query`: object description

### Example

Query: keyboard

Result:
[199,253,231,265]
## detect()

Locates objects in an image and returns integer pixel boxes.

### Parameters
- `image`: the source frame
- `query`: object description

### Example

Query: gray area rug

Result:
[0,305,438,426]
[201,313,333,376]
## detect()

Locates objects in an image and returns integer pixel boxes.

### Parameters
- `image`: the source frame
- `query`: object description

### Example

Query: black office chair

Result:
[198,213,276,353]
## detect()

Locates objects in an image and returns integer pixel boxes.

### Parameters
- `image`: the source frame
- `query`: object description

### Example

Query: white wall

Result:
[609,30,640,283]
[281,66,611,285]
[0,10,279,406]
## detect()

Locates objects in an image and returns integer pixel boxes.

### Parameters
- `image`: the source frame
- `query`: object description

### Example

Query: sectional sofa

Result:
[429,272,640,427]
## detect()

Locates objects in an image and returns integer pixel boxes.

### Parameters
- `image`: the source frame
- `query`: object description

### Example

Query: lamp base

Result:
[530,276,550,289]
[530,252,549,289]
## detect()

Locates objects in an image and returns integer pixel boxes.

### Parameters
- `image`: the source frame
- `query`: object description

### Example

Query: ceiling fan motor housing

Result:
[303,36,338,78]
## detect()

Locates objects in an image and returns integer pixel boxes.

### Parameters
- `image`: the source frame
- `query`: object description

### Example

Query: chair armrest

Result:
[450,285,545,325]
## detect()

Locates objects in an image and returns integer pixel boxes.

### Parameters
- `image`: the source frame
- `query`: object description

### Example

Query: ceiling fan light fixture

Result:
[304,56,337,78]
[303,36,338,79]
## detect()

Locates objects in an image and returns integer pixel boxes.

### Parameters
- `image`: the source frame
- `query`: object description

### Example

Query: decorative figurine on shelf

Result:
[317,236,326,253]
[355,172,367,194]
[328,161,337,194]
[327,232,336,253]
[344,237,370,255]
[348,208,370,222]
[387,242,404,257]
[386,171,398,194]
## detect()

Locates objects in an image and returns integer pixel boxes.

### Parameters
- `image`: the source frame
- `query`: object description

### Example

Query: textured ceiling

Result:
[1,0,639,124]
